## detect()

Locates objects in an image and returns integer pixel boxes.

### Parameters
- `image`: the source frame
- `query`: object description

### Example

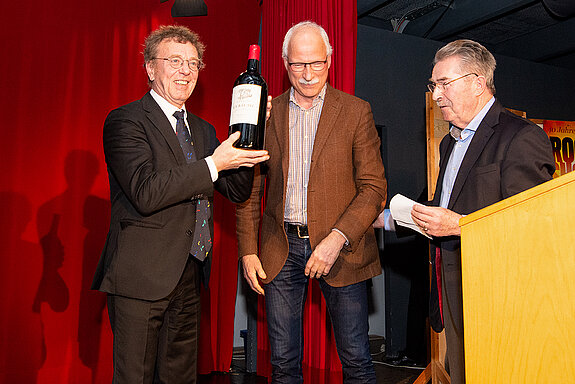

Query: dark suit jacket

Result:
[429,100,555,331]
[92,92,253,301]
[236,85,387,287]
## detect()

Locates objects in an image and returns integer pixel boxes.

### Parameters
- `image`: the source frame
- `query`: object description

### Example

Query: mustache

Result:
[298,78,319,85]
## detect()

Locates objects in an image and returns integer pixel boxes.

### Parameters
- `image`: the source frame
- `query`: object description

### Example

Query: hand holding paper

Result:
[412,203,463,237]
[389,194,432,239]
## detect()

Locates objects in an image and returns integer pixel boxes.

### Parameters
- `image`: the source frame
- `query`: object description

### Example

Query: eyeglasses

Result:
[288,59,328,72]
[427,73,478,93]
[153,56,203,72]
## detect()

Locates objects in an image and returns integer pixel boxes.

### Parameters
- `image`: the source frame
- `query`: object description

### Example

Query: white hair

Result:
[282,21,333,59]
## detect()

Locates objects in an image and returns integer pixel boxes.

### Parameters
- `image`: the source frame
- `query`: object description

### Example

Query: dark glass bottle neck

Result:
[247,58,259,73]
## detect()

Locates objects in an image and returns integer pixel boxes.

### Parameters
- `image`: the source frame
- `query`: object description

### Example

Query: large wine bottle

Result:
[229,44,268,150]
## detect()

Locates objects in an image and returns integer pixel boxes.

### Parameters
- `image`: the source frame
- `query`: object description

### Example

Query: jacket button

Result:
[186,229,193,236]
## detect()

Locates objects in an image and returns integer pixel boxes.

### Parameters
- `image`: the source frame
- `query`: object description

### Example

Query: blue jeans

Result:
[264,231,376,384]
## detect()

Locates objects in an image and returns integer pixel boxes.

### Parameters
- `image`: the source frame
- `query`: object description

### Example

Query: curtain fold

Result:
[259,0,358,382]
[0,0,359,380]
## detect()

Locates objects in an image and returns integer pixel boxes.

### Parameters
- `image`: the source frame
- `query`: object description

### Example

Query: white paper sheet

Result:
[389,194,432,239]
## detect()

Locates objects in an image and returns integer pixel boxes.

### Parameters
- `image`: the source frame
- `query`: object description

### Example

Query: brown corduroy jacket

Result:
[236,85,387,287]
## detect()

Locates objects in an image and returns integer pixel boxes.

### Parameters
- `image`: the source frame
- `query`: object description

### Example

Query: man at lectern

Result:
[411,39,555,383]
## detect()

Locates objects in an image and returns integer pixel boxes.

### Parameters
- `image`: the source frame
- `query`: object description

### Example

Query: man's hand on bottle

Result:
[212,132,269,171]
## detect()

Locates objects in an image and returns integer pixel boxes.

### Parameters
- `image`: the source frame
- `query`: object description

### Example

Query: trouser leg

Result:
[321,279,376,384]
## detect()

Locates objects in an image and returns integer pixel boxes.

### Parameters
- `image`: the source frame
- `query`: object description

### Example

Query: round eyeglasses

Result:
[153,56,203,72]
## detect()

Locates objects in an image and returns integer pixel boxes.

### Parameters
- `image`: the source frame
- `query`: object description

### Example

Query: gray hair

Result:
[434,39,497,95]
[282,21,332,60]
[143,25,205,63]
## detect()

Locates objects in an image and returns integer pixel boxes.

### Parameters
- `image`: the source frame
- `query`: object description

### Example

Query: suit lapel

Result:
[447,102,500,209]
[187,113,206,159]
[142,92,187,165]
[433,137,455,205]
[271,91,291,186]
[310,85,340,173]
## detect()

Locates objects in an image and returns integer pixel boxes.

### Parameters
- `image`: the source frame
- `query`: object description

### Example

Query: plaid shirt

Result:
[284,84,327,225]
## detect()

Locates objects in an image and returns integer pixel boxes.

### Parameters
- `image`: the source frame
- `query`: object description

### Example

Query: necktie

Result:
[436,247,443,324]
[173,110,212,261]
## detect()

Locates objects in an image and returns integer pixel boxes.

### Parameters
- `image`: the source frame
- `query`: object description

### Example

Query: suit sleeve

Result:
[235,163,265,258]
[182,113,255,204]
[194,121,254,203]
[215,167,255,204]
[333,101,387,251]
[103,107,213,216]
[501,123,555,198]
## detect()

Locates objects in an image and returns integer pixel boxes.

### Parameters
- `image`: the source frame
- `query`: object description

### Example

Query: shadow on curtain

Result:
[0,0,262,381]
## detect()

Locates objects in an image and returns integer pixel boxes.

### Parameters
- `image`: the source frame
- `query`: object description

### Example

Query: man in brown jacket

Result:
[236,21,387,383]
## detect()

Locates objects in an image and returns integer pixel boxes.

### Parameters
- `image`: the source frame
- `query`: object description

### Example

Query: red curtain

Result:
[0,0,262,382]
[257,1,358,382]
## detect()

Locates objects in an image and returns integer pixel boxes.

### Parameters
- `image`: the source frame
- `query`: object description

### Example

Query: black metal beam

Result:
[403,0,538,39]
[358,0,397,19]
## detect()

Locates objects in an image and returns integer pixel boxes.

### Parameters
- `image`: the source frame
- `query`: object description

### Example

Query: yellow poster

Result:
[543,120,575,178]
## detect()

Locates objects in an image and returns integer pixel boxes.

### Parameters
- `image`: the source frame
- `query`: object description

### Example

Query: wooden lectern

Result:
[459,171,575,383]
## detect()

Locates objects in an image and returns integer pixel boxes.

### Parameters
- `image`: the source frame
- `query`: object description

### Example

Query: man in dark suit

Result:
[236,21,387,383]
[91,25,269,383]
[411,40,555,383]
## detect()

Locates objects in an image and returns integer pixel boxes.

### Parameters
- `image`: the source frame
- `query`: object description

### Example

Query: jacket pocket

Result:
[120,218,165,230]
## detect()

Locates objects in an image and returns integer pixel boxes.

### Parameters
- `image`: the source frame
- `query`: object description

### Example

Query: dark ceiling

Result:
[358,0,575,70]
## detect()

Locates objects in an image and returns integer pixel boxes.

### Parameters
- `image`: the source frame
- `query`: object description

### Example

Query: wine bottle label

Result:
[230,84,262,125]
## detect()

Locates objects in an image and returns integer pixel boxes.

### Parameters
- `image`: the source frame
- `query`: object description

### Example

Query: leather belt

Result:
[284,222,309,239]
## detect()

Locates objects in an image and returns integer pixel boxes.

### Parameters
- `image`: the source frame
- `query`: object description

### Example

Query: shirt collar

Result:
[289,83,327,109]
[450,96,495,140]
[150,89,187,122]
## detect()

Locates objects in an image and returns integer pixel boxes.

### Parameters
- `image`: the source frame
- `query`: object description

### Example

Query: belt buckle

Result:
[297,225,309,239]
